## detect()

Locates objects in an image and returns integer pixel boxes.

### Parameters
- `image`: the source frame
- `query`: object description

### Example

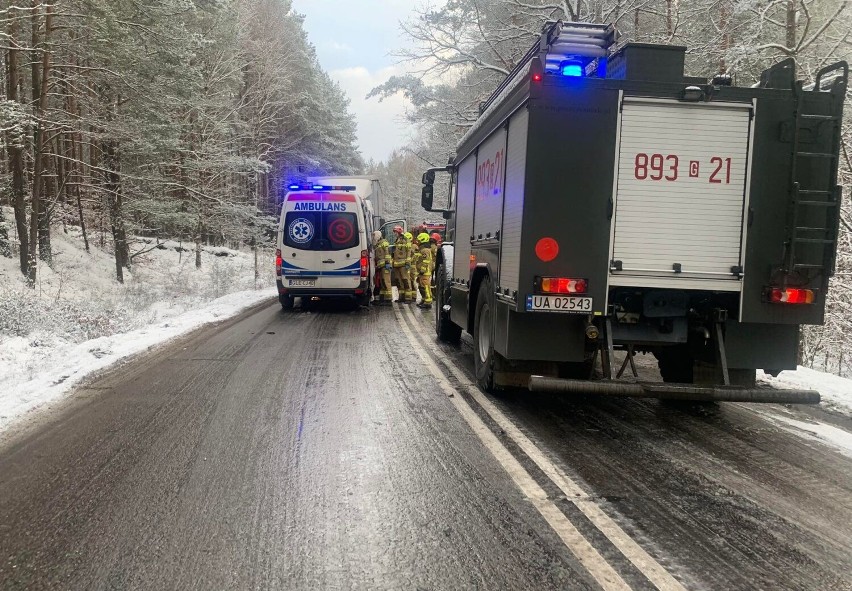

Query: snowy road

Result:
[1,300,851,590]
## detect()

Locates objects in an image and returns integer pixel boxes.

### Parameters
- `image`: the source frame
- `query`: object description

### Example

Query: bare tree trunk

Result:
[38,206,51,264]
[28,1,53,286]
[70,128,89,251]
[0,206,10,258]
[104,137,129,282]
[195,211,203,269]
[719,1,732,73]
[6,12,29,274]
[786,0,798,50]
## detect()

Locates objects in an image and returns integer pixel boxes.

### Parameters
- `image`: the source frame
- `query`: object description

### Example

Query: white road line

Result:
[393,305,631,591]
[402,306,688,591]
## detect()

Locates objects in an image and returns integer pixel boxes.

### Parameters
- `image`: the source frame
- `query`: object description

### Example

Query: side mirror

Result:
[422,170,436,185]
[421,185,434,211]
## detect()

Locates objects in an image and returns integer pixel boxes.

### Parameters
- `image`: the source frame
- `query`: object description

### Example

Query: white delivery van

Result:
[276,183,374,309]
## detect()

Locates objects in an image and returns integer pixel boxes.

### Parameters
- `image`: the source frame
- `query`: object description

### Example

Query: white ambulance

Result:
[276,183,374,309]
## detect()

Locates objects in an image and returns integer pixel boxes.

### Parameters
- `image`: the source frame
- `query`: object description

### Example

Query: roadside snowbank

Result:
[1,219,275,433]
[759,367,852,417]
[0,289,274,432]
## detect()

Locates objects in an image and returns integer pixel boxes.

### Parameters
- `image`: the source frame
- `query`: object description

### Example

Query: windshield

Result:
[283,211,360,251]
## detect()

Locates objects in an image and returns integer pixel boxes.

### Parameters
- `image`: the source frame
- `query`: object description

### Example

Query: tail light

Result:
[538,277,588,294]
[360,250,369,278]
[767,287,815,305]
[275,249,282,275]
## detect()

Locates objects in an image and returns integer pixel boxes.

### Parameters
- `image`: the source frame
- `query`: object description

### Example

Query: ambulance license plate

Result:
[526,295,593,313]
[288,278,315,287]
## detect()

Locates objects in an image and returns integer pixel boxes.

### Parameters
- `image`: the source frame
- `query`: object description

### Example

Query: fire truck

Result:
[421,21,847,402]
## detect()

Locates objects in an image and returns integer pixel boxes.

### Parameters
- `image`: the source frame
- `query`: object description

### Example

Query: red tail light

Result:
[360,250,369,278]
[767,287,815,305]
[275,249,282,274]
[539,277,588,294]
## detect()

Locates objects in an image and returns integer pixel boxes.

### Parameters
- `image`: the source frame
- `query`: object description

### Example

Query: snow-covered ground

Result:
[0,221,275,433]
[759,367,852,417]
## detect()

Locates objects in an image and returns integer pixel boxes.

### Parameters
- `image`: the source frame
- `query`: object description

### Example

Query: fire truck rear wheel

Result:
[473,275,496,392]
[279,294,294,310]
[654,346,694,384]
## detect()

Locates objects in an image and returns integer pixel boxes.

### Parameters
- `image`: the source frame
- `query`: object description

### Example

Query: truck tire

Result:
[435,263,462,344]
[654,346,693,383]
[279,294,294,310]
[473,275,496,392]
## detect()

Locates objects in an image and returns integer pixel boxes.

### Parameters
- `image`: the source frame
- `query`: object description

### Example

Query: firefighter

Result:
[391,226,412,303]
[430,232,441,259]
[373,230,392,304]
[429,232,442,288]
[411,236,423,302]
[404,231,418,303]
[416,232,434,309]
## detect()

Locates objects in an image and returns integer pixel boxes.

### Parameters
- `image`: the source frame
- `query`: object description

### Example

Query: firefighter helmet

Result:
[392,225,403,235]
[417,232,430,244]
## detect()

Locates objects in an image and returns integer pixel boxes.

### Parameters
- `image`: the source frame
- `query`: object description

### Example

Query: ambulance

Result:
[276,183,375,309]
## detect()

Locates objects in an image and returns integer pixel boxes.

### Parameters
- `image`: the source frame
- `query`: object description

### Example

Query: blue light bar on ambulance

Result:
[286,183,358,192]
[560,61,584,77]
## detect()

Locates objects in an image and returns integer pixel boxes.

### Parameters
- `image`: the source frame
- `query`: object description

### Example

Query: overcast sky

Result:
[292,0,418,164]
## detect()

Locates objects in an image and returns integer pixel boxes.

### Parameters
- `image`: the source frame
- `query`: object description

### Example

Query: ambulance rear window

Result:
[283,211,359,251]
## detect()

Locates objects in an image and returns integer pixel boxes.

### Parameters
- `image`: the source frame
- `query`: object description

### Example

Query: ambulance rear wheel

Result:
[279,294,294,310]
[473,275,496,392]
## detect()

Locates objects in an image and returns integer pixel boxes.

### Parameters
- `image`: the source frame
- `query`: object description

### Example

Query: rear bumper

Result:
[528,376,820,404]
[277,279,367,298]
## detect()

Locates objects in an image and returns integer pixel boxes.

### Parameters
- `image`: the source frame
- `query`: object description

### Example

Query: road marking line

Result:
[403,306,688,591]
[393,305,631,591]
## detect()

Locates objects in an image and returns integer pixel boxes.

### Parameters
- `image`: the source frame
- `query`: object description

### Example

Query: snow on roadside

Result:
[752,408,852,459]
[1,217,277,434]
[0,288,276,433]
[759,367,852,418]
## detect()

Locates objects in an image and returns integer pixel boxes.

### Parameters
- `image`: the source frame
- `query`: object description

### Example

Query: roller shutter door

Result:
[611,98,752,289]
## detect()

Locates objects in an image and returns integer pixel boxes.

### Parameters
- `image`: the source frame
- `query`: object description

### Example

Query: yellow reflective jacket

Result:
[392,236,410,267]
[418,244,433,275]
[375,239,391,266]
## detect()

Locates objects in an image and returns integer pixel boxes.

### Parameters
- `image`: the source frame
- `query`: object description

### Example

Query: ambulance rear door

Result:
[280,191,365,292]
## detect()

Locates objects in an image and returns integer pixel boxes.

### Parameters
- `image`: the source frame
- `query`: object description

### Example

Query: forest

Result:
[0,0,362,285]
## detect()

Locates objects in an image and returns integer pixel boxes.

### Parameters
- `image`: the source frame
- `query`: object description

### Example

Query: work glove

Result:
[405,264,411,269]
[385,263,392,271]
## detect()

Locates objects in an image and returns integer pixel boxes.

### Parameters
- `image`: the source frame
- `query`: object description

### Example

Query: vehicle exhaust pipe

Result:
[528,376,821,404]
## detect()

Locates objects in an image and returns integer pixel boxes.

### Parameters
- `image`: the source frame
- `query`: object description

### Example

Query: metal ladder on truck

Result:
[783,61,848,279]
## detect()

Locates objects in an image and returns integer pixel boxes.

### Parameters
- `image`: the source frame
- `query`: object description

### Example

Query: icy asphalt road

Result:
[1,299,851,590]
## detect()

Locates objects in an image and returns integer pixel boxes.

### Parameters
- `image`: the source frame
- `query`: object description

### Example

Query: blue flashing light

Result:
[288,184,301,190]
[312,184,326,190]
[561,62,584,77]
